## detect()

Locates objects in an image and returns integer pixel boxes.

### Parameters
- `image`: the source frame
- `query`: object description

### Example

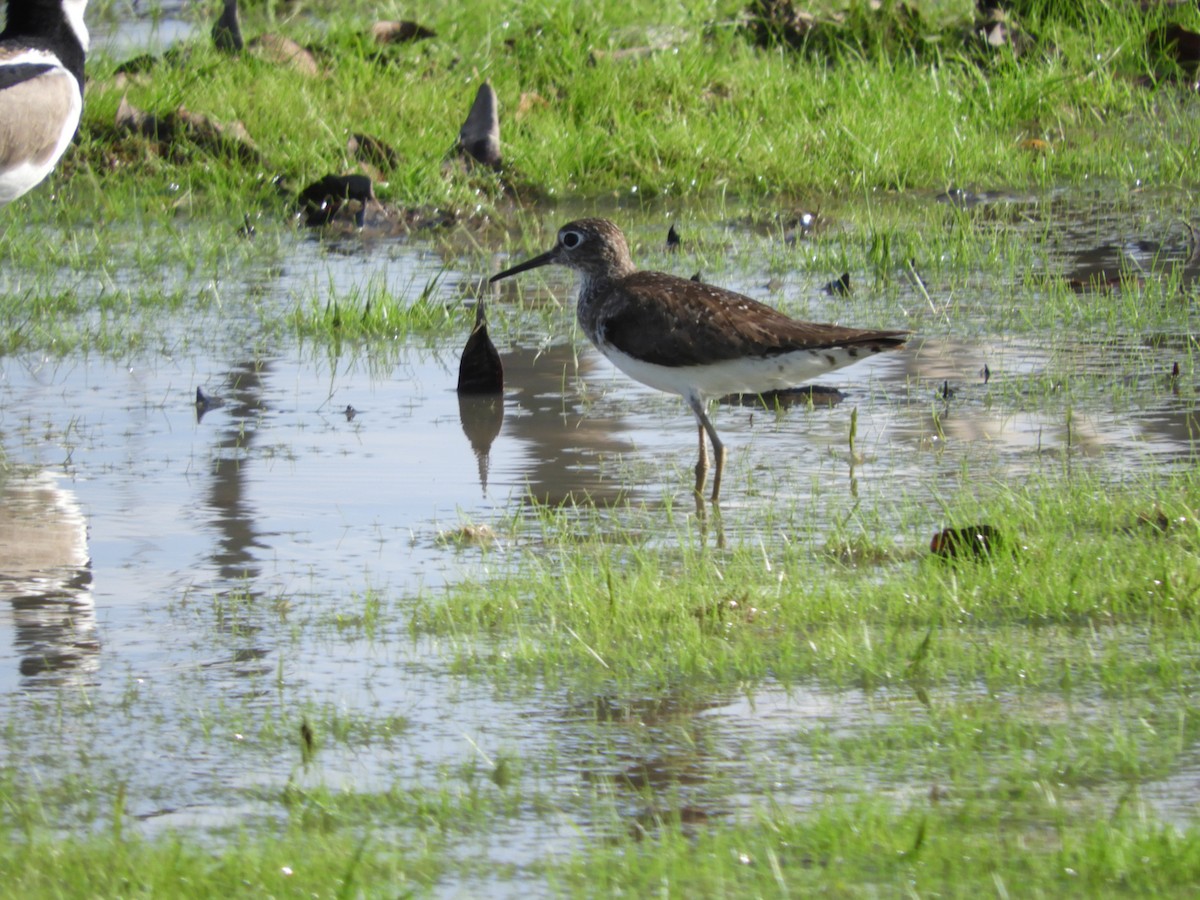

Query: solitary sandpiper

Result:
[490,218,908,502]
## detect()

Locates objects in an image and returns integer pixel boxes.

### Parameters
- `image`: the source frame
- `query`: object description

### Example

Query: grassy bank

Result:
[55,0,1200,219]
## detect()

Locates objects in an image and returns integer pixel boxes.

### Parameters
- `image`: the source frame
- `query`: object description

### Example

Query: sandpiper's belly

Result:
[598,342,874,400]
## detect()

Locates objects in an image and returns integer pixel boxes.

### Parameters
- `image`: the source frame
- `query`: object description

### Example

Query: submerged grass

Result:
[7,465,1199,896]
[407,467,1200,893]
[0,827,444,897]
[286,269,460,341]
[414,467,1200,691]
[557,799,1200,897]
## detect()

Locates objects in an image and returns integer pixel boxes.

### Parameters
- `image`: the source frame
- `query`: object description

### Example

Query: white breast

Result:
[597,340,866,403]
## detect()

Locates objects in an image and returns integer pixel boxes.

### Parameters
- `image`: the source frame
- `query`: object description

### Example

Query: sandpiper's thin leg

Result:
[688,395,725,503]
[710,435,726,504]
[693,421,708,497]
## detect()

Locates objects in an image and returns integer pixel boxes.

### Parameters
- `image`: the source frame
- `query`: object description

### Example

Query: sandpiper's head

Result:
[490,218,635,284]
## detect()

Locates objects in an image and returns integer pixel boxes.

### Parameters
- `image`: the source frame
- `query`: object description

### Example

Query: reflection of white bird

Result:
[0,0,89,207]
[0,470,97,686]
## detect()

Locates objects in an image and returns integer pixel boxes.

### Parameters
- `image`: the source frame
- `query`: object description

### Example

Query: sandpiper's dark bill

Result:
[490,248,560,282]
[0,0,89,206]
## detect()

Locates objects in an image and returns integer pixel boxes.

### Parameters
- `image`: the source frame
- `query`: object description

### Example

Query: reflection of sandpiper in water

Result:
[0,470,97,685]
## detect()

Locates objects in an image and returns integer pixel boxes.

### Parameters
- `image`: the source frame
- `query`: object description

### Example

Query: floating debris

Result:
[823,272,851,296]
[195,387,224,422]
[195,387,222,409]
[436,523,498,547]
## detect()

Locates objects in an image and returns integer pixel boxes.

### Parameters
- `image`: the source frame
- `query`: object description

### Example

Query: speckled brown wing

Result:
[596,271,908,368]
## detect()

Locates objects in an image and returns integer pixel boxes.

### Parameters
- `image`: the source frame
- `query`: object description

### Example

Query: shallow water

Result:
[2,195,1197,886]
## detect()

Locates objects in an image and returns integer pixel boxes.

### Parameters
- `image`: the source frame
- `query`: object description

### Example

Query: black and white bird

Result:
[0,0,88,207]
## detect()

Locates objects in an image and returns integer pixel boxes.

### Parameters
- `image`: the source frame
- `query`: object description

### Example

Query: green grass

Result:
[403,468,1200,894]
[285,269,460,340]
[556,798,1200,897]
[5,424,1200,894]
[0,827,444,898]
[45,0,1200,220]
[412,466,1200,691]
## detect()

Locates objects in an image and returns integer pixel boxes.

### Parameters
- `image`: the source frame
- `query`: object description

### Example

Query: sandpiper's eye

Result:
[560,230,583,249]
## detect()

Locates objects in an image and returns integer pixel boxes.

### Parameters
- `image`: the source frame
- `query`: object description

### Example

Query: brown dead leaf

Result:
[515,91,549,119]
[249,33,319,76]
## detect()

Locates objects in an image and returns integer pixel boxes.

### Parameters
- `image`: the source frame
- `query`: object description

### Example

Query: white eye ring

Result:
[560,230,583,249]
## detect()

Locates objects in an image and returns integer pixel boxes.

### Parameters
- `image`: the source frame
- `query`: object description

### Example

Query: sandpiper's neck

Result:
[574,270,625,343]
